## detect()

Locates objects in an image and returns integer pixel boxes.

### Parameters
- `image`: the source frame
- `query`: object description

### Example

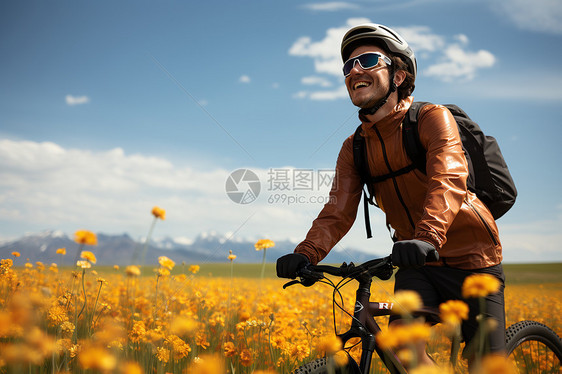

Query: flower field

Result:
[1,222,562,374]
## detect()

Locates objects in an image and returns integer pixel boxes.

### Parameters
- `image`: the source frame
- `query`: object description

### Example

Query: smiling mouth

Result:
[353,81,371,90]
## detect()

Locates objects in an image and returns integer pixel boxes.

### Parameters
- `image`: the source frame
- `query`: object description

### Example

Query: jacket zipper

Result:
[373,126,416,230]
[466,200,498,246]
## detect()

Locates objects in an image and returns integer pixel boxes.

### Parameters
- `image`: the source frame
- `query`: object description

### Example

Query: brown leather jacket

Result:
[295,97,502,270]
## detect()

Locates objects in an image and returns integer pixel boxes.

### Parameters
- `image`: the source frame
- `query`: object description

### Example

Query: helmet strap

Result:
[359,72,397,117]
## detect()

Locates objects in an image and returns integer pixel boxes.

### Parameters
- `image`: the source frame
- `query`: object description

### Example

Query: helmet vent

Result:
[379,25,404,45]
[347,27,377,40]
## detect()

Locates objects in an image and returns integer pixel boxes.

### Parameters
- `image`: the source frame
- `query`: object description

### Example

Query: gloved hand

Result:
[391,239,437,268]
[276,253,310,279]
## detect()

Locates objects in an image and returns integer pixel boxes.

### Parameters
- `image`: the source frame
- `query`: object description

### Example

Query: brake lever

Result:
[283,280,301,289]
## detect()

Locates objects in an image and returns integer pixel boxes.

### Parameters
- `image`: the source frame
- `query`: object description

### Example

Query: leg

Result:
[391,267,442,368]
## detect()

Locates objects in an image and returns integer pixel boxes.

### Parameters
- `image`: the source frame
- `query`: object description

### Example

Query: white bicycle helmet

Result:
[341,23,417,80]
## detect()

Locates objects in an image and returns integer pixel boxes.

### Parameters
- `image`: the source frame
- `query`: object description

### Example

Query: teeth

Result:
[354,81,370,89]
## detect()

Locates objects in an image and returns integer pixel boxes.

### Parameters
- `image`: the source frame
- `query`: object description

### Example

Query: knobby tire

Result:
[505,320,562,373]
[291,358,357,374]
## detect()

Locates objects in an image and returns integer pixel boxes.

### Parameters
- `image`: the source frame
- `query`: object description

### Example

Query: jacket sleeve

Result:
[414,105,469,249]
[294,136,363,264]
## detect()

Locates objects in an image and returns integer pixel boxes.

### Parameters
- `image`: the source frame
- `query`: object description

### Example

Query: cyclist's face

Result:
[345,45,391,109]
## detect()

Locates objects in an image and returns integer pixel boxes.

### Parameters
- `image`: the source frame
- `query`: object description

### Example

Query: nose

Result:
[349,59,363,75]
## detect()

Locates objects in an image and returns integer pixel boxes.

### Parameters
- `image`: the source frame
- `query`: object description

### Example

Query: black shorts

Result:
[390,263,506,357]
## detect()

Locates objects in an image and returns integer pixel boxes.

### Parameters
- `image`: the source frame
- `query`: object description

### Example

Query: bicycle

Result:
[282,255,562,373]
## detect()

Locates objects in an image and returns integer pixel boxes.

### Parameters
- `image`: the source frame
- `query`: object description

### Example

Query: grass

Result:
[61,262,562,283]
[502,262,562,284]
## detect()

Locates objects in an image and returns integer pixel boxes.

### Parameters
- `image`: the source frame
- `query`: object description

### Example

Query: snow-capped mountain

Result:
[0,230,375,266]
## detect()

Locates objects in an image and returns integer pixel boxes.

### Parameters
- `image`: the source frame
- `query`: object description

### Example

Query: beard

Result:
[348,77,391,110]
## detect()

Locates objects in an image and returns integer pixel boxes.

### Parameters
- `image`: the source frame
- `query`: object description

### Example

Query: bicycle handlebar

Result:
[283,250,439,289]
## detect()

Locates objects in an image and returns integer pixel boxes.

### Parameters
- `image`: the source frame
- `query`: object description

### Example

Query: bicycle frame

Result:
[337,272,406,374]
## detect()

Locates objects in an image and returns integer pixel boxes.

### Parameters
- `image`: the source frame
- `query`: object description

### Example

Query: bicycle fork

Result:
[338,278,406,374]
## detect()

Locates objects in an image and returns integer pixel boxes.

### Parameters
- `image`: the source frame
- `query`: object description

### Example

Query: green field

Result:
[67,262,562,283]
[148,262,562,283]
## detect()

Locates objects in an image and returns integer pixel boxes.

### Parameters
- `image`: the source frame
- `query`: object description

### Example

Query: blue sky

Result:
[1,0,562,263]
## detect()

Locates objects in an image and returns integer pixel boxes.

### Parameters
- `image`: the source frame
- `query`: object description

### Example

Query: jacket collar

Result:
[360,96,413,136]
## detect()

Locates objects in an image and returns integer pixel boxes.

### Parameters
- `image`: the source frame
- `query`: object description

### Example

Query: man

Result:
[276,23,506,364]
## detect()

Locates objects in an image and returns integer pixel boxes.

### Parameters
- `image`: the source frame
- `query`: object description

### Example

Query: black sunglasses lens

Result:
[343,53,381,76]
[360,54,381,69]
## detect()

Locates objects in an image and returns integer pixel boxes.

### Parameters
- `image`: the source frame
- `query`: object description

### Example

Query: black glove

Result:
[391,239,437,268]
[276,253,310,279]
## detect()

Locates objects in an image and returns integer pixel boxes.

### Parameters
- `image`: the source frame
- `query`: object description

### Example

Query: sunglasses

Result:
[343,52,392,77]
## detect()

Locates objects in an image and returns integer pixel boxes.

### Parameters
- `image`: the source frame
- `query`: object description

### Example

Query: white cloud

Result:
[394,26,445,53]
[301,76,333,87]
[424,44,496,82]
[289,19,497,99]
[295,85,349,101]
[65,95,90,106]
[301,2,359,11]
[0,139,334,243]
[490,0,562,35]
[289,17,370,77]
[239,75,251,83]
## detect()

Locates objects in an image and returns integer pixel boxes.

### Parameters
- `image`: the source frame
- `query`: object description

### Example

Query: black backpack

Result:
[353,101,517,238]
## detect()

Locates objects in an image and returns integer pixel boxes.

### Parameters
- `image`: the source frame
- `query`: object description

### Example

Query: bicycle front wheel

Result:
[292,358,359,374]
[505,320,562,373]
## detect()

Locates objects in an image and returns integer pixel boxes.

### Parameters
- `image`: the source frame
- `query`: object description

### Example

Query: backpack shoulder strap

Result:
[352,124,376,238]
[402,101,430,174]
[353,124,368,184]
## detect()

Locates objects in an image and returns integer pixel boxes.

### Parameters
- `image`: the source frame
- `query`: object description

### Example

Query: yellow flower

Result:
[120,362,143,374]
[223,341,236,357]
[165,334,191,360]
[151,206,166,220]
[191,353,225,374]
[60,321,75,337]
[25,262,33,268]
[195,332,210,349]
[1,258,13,269]
[125,265,141,277]
[47,305,69,325]
[79,346,117,371]
[462,273,501,298]
[156,347,169,363]
[392,290,422,316]
[156,267,170,277]
[56,247,66,255]
[189,265,200,274]
[129,321,146,343]
[239,348,253,367]
[76,260,91,269]
[170,316,198,336]
[479,353,517,374]
[35,261,45,270]
[11,251,20,257]
[376,322,431,350]
[333,350,348,367]
[439,300,469,326]
[113,265,119,270]
[49,263,58,273]
[228,250,236,261]
[254,239,275,251]
[80,250,97,264]
[317,335,342,355]
[410,365,452,374]
[158,256,175,270]
[74,230,97,245]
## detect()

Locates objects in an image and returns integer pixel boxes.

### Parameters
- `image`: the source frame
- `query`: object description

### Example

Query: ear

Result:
[394,70,407,87]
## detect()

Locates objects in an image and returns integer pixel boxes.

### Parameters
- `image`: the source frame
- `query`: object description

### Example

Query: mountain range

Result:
[0,230,378,266]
